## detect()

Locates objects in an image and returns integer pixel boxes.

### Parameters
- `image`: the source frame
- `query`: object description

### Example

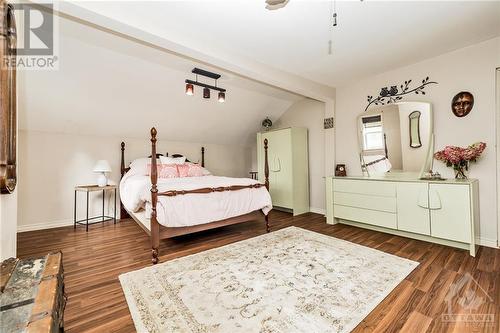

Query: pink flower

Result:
[434,142,486,167]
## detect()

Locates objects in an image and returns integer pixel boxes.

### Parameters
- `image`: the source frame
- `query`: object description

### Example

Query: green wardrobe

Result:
[257,128,309,216]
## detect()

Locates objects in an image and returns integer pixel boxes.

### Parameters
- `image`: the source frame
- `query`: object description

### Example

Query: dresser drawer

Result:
[334,205,397,229]
[334,192,397,213]
[333,179,396,197]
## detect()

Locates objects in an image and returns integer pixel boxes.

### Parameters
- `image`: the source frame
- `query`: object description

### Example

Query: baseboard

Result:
[309,207,326,215]
[475,237,499,249]
[17,219,74,232]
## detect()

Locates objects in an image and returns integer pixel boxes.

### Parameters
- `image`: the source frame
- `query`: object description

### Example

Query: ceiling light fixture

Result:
[328,0,338,55]
[203,87,210,99]
[185,68,226,101]
[265,0,289,10]
[218,92,225,103]
[185,83,194,95]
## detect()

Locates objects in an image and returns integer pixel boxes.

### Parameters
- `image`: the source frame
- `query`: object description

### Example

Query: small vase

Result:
[454,167,467,179]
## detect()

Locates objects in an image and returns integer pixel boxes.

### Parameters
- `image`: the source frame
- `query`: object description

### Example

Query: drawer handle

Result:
[429,189,442,210]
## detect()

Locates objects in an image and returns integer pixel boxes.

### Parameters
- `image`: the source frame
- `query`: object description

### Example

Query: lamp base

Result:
[96,173,108,187]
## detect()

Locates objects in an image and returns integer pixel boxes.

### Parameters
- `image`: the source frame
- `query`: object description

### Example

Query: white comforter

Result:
[120,172,272,228]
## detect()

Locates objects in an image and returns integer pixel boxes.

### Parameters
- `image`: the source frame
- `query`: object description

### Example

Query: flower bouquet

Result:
[434,142,486,179]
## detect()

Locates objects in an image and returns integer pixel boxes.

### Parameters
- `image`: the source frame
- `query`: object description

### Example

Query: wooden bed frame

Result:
[120,127,270,264]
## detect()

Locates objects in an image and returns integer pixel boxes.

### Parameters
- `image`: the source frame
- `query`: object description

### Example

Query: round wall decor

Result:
[451,91,474,117]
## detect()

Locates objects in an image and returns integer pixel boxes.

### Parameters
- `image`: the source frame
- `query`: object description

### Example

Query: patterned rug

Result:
[119,227,418,333]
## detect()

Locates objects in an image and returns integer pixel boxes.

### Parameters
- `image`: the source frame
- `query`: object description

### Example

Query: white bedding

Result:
[120,172,272,228]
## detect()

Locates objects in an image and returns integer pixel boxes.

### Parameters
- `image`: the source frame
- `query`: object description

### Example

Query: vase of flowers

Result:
[434,142,486,179]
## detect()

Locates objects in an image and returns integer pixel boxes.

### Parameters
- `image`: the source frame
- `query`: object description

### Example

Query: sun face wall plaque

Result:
[451,91,474,118]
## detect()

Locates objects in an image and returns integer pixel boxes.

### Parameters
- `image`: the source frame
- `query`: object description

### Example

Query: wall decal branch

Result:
[365,77,438,111]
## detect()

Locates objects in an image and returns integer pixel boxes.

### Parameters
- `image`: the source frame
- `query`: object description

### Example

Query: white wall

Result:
[274,99,326,213]
[335,37,500,246]
[17,130,252,231]
[0,190,17,260]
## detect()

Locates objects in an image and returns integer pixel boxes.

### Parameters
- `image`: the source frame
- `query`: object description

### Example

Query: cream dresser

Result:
[257,128,309,215]
[325,174,479,256]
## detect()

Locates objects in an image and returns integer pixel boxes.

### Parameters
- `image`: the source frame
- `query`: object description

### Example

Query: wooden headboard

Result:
[120,142,206,179]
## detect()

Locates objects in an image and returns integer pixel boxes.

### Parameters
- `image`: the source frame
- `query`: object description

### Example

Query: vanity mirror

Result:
[358,101,433,177]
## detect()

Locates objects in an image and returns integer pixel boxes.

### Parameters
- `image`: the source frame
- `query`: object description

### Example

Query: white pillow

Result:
[159,156,186,165]
[128,157,159,176]
[201,167,211,176]
[129,158,152,170]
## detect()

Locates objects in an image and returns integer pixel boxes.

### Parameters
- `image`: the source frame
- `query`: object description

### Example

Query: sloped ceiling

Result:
[73,1,500,87]
[19,15,303,146]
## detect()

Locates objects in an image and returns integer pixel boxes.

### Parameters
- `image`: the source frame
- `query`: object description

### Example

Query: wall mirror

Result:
[408,111,422,148]
[357,101,433,177]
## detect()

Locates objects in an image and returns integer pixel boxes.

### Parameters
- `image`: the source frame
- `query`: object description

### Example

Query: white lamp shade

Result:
[93,160,112,173]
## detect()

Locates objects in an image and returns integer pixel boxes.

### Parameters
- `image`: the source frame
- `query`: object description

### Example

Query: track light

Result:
[185,68,227,102]
[203,87,210,99]
[185,83,194,96]
[218,92,225,103]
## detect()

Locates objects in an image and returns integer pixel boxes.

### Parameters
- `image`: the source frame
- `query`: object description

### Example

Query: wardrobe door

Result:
[263,129,293,208]
[429,184,471,243]
[396,182,430,235]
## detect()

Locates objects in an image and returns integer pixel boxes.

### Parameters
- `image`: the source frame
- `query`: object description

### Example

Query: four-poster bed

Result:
[120,128,271,264]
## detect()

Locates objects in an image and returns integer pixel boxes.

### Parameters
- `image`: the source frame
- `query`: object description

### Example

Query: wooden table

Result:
[74,185,117,231]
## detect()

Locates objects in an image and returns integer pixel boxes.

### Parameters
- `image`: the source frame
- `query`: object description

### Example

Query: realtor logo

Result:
[442,273,494,326]
[2,2,59,70]
[14,2,53,55]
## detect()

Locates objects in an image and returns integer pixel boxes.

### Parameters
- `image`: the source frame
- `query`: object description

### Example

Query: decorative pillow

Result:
[159,156,186,165]
[147,164,179,178]
[187,163,205,177]
[176,164,190,177]
[159,164,179,178]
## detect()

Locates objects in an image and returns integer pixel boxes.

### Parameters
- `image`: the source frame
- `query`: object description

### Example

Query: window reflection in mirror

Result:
[361,115,384,150]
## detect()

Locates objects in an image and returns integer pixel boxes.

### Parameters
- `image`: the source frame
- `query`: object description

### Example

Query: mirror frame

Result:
[358,101,434,178]
[409,110,422,148]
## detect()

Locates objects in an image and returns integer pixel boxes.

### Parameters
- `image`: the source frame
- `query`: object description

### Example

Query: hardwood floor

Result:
[17,211,500,333]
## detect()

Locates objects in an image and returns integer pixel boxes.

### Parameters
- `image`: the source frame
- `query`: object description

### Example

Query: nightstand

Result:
[74,185,117,231]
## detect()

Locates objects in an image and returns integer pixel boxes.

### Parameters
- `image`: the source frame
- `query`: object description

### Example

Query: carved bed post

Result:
[120,142,126,178]
[264,138,270,233]
[150,128,160,264]
[119,142,130,219]
[201,147,205,167]
[0,1,17,194]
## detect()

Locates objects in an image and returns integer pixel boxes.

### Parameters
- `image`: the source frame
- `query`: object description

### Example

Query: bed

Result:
[120,128,272,264]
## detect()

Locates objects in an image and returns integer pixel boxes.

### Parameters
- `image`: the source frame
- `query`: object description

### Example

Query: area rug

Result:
[119,227,418,333]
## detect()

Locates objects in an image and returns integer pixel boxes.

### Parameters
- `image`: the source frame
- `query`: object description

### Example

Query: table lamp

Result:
[93,160,111,187]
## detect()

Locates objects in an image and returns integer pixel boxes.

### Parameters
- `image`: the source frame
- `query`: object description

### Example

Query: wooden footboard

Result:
[149,127,270,265]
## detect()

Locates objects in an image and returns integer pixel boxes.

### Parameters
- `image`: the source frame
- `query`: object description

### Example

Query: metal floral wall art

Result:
[365,77,438,111]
